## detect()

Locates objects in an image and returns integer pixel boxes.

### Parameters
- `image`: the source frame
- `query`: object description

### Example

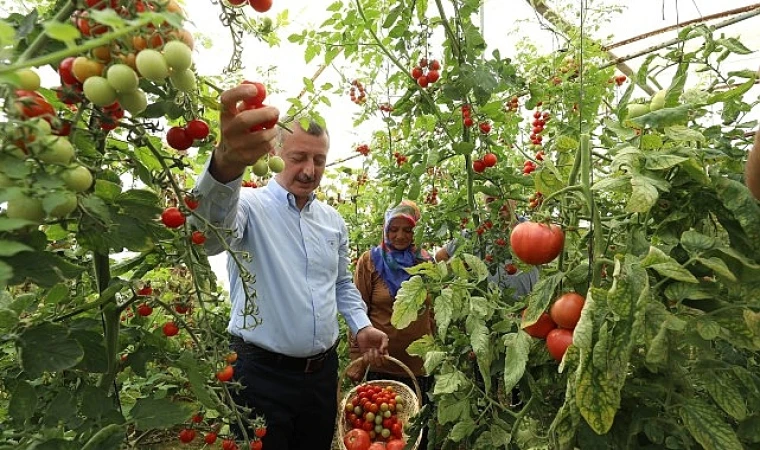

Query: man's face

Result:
[274,126,329,205]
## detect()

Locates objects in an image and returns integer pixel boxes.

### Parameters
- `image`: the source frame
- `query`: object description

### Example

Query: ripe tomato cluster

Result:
[227,0,272,13]
[461,103,473,127]
[609,74,627,86]
[166,119,210,151]
[356,144,370,156]
[505,95,519,112]
[472,152,497,173]
[529,108,549,147]
[240,80,279,131]
[349,80,366,105]
[411,57,441,88]
[344,384,406,443]
[528,191,543,209]
[393,152,407,166]
[522,292,585,362]
[425,187,439,205]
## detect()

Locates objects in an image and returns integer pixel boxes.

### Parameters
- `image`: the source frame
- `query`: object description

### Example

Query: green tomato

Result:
[626,103,650,119]
[35,136,75,165]
[380,428,391,439]
[117,89,148,115]
[252,157,269,176]
[135,49,169,81]
[16,68,41,91]
[106,64,139,93]
[365,412,375,422]
[61,165,93,192]
[268,155,285,173]
[28,117,52,135]
[650,89,667,111]
[6,196,45,222]
[170,69,197,92]
[162,41,193,72]
[48,192,78,218]
[83,76,117,107]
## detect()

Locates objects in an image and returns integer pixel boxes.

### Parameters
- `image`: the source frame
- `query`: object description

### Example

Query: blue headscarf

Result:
[370,200,431,297]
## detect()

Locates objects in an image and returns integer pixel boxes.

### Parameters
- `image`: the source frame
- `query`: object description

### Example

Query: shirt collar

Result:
[266,177,316,211]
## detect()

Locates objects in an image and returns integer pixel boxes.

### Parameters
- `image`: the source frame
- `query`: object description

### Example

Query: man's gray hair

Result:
[275,117,330,150]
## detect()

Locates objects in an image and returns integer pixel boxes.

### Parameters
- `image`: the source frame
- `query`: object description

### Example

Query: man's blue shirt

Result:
[192,169,371,358]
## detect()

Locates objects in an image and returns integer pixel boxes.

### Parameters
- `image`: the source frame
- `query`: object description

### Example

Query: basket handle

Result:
[338,354,423,409]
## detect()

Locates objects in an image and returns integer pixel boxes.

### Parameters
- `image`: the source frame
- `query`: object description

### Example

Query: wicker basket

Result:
[336,355,423,450]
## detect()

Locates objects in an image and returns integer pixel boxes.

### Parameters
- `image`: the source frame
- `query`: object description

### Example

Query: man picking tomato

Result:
[190,83,389,450]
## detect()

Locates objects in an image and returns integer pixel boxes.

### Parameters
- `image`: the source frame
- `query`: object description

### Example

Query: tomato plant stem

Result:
[16,0,77,64]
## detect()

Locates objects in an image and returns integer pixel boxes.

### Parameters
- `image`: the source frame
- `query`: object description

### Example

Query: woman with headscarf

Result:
[347,200,433,399]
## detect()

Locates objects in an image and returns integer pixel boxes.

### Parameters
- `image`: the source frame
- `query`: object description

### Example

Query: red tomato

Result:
[472,159,486,173]
[58,57,79,85]
[222,439,238,450]
[191,413,203,423]
[504,263,517,275]
[522,310,556,339]
[183,195,199,210]
[368,444,385,450]
[410,67,423,79]
[546,328,573,361]
[185,119,210,140]
[483,153,498,167]
[204,432,218,444]
[228,0,247,4]
[242,80,267,106]
[137,285,152,296]
[391,423,402,438]
[550,292,585,329]
[509,221,564,265]
[248,0,272,12]
[249,441,262,450]
[137,303,153,317]
[161,207,185,228]
[15,91,55,120]
[254,427,267,438]
[162,322,179,337]
[216,365,234,382]
[166,126,193,150]
[191,231,206,245]
[429,59,441,71]
[343,429,371,450]
[178,428,196,443]
[386,439,406,450]
[479,122,491,134]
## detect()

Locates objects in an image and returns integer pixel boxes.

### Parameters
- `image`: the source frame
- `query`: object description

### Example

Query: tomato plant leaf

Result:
[701,371,748,421]
[681,230,716,253]
[591,175,631,193]
[176,353,221,411]
[466,314,492,392]
[5,250,86,287]
[533,161,564,196]
[523,271,563,326]
[8,379,36,424]
[391,275,428,329]
[664,125,705,142]
[744,310,760,337]
[433,370,469,395]
[71,329,108,373]
[641,246,698,283]
[663,282,714,302]
[43,390,76,426]
[18,322,84,378]
[420,350,447,375]
[129,397,194,429]
[437,395,470,425]
[714,177,760,254]
[502,331,531,393]
[433,288,454,338]
[626,175,659,213]
[42,21,80,45]
[630,105,690,129]
[449,418,477,442]
[644,153,689,170]
[696,257,736,281]
[462,253,488,282]
[679,398,743,450]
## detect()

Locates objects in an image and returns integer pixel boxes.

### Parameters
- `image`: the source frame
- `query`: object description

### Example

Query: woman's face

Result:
[386,217,415,250]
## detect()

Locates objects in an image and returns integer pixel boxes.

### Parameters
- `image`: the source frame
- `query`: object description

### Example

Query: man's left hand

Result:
[356,326,389,368]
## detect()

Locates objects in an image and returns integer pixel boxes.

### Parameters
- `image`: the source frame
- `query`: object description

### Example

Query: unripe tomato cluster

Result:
[250,155,285,178]
[411,57,441,88]
[349,79,366,105]
[522,292,585,362]
[344,383,406,443]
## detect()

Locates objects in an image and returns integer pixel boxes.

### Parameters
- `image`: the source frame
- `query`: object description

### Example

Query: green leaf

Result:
[462,253,488,282]
[433,370,469,395]
[664,125,705,142]
[503,332,531,393]
[591,175,631,192]
[626,175,659,213]
[706,77,755,105]
[5,250,85,287]
[702,371,747,421]
[630,105,690,129]
[523,271,564,326]
[8,380,36,423]
[0,307,19,331]
[644,153,689,170]
[71,329,108,373]
[696,257,736,281]
[467,316,492,392]
[18,322,84,378]
[641,246,698,283]
[534,161,564,196]
[695,317,721,340]
[717,37,753,54]
[437,395,470,424]
[449,418,477,442]
[43,283,70,305]
[391,276,428,330]
[422,350,446,374]
[176,353,220,411]
[434,288,454,339]
[453,142,475,155]
[43,390,75,426]
[0,240,32,257]
[680,399,743,450]
[681,230,716,253]
[129,397,194,429]
[89,8,127,29]
[94,179,123,201]
[43,21,80,43]
[714,177,760,254]
[663,282,713,302]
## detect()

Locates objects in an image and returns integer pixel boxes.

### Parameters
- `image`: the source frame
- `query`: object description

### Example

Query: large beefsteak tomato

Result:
[510,221,564,265]
[344,429,371,450]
